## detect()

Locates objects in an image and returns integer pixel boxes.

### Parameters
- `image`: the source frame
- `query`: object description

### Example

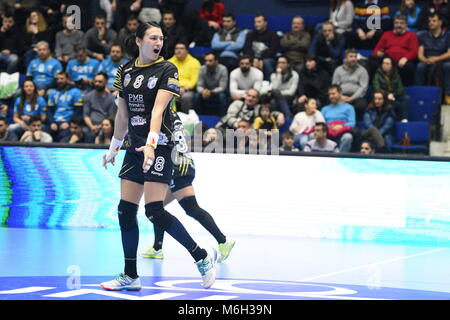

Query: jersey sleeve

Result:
[13,97,20,114]
[158,63,180,97]
[38,97,47,113]
[113,64,124,98]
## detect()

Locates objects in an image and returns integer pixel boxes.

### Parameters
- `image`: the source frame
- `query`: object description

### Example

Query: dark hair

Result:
[255,14,267,21]
[19,79,38,113]
[400,0,418,18]
[380,55,398,77]
[57,71,70,78]
[277,55,293,83]
[239,55,252,63]
[222,12,236,20]
[282,131,294,140]
[74,44,87,53]
[0,116,8,124]
[345,48,358,57]
[95,13,107,21]
[360,139,376,152]
[111,43,124,52]
[125,21,163,58]
[304,54,317,62]
[3,11,14,20]
[95,72,108,81]
[315,122,328,133]
[429,12,443,21]
[162,10,176,19]
[29,115,42,124]
[328,84,342,93]
[204,51,218,60]
[368,90,390,111]
[127,14,139,22]
[97,117,115,144]
[394,14,407,23]
[70,115,85,126]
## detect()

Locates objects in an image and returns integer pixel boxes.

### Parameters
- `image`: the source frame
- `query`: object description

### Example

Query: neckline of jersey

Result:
[135,56,164,67]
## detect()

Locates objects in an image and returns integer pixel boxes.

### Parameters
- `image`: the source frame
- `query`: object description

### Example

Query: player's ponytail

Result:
[125,21,163,58]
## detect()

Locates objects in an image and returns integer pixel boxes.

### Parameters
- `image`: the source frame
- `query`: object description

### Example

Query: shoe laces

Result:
[197,256,213,276]
[115,273,132,285]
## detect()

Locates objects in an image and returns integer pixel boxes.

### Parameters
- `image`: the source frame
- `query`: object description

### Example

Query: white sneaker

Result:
[195,249,217,289]
[100,273,142,291]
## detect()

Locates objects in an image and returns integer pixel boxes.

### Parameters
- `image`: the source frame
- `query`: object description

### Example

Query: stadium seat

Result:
[302,15,327,27]
[405,86,441,123]
[267,14,293,33]
[189,46,213,60]
[391,121,430,154]
[199,115,221,129]
[236,14,255,30]
[357,49,372,58]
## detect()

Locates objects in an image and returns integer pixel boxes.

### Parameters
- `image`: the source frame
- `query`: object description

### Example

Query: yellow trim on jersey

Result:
[159,88,180,98]
[135,56,164,67]
[119,164,136,177]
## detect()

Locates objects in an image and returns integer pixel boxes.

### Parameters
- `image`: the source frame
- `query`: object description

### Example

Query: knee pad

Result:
[118,200,138,232]
[145,201,174,229]
[179,196,205,220]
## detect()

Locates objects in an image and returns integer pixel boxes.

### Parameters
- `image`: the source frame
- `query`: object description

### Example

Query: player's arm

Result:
[103,96,128,168]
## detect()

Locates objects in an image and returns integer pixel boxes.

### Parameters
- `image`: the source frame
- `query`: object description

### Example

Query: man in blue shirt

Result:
[97,44,129,92]
[321,85,356,153]
[66,44,100,92]
[26,41,63,96]
[47,71,84,142]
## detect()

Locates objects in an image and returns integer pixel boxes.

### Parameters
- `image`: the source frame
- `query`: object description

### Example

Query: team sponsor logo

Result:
[124,74,131,87]
[158,133,169,145]
[130,115,147,126]
[147,76,158,89]
[128,94,144,103]
[133,75,145,88]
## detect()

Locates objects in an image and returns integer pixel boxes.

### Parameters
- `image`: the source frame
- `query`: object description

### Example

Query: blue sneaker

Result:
[195,249,217,289]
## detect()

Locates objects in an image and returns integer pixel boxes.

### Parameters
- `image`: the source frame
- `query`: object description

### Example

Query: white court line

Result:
[299,247,449,282]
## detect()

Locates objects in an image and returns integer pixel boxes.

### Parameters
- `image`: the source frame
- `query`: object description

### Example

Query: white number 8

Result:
[154,156,165,172]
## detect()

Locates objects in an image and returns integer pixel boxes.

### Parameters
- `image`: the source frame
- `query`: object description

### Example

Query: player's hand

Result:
[102,150,117,169]
[135,145,155,173]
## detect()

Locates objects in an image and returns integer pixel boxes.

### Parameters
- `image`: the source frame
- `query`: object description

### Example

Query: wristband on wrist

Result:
[146,132,159,149]
[109,136,124,153]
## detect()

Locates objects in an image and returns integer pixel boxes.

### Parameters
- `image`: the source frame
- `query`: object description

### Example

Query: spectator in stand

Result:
[160,11,187,60]
[294,54,331,112]
[159,0,188,24]
[83,14,117,61]
[372,14,419,87]
[83,72,116,136]
[417,0,450,31]
[309,21,346,76]
[360,139,376,154]
[279,131,300,152]
[95,117,114,145]
[111,0,143,32]
[47,71,84,142]
[10,79,48,137]
[55,14,85,66]
[20,115,53,143]
[279,15,311,73]
[0,11,26,73]
[66,45,100,92]
[321,85,355,153]
[211,12,246,72]
[168,42,201,113]
[361,90,396,152]
[373,56,409,121]
[268,56,299,119]
[396,0,421,32]
[290,98,325,150]
[416,13,450,104]
[0,116,18,142]
[138,0,162,24]
[349,0,392,50]
[97,44,129,92]
[61,115,95,144]
[229,55,263,101]
[116,15,140,59]
[243,14,279,80]
[194,52,228,116]
[26,41,63,96]
[0,100,7,118]
[332,49,369,121]
[329,0,355,35]
[253,102,278,132]
[303,122,339,153]
[198,0,225,45]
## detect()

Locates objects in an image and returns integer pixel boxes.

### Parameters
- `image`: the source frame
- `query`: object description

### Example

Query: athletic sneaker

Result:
[100,273,142,291]
[140,246,164,259]
[195,249,217,289]
[218,239,236,263]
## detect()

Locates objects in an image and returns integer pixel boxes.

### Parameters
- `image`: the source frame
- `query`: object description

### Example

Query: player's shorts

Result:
[170,166,195,193]
[118,146,174,185]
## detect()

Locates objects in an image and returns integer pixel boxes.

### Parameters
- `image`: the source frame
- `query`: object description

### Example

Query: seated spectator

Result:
[61,115,95,144]
[416,13,450,104]
[11,79,47,137]
[160,10,187,60]
[66,45,100,92]
[159,0,188,24]
[138,0,162,24]
[55,14,85,65]
[417,0,450,31]
[0,11,26,73]
[332,49,369,121]
[0,116,18,141]
[294,54,331,111]
[168,42,201,113]
[97,44,129,92]
[211,12,246,72]
[289,98,325,150]
[268,56,299,119]
[321,85,355,153]
[361,90,396,151]
[0,100,8,118]
[303,122,339,152]
[360,139,376,154]
[229,55,263,101]
[396,0,421,32]
[279,15,311,73]
[83,14,118,61]
[309,21,345,76]
[253,102,278,132]
[373,56,409,121]
[330,0,354,35]
[372,14,419,87]
[20,115,53,143]
[95,117,114,145]
[112,0,143,31]
[26,41,63,96]
[349,0,391,50]
[194,52,228,116]
[279,131,300,152]
[243,14,279,80]
[197,0,225,45]
[48,72,84,142]
[83,72,116,136]
[116,15,140,59]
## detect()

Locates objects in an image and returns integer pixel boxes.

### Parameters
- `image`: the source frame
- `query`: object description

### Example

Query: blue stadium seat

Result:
[236,14,255,30]
[199,115,220,129]
[391,121,430,154]
[302,15,327,27]
[189,46,213,59]
[405,86,441,123]
[267,14,294,33]
[357,50,372,58]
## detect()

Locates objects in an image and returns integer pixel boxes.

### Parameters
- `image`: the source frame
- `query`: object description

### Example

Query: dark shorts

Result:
[119,146,174,185]
[170,166,196,193]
